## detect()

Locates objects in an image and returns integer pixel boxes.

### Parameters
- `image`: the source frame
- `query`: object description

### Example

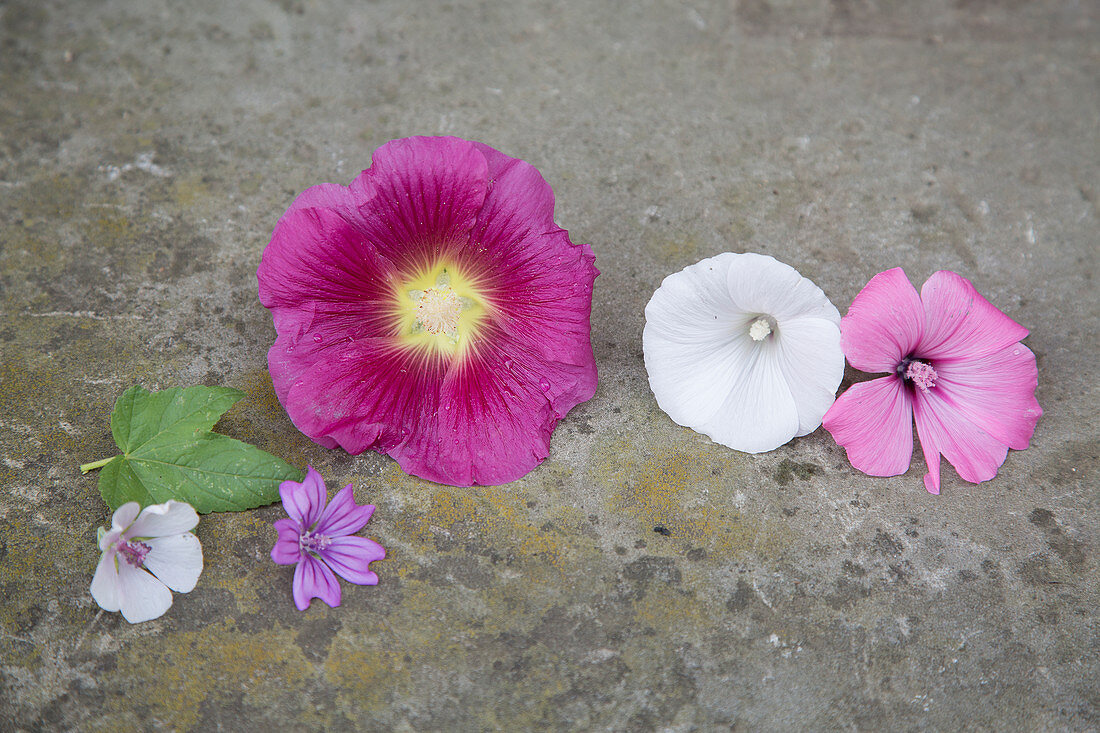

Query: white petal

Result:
[98,527,124,552]
[128,500,199,539]
[90,551,121,612]
[143,533,203,593]
[116,561,173,623]
[774,316,845,436]
[109,503,142,536]
[644,253,755,427]
[725,253,841,323]
[696,340,801,453]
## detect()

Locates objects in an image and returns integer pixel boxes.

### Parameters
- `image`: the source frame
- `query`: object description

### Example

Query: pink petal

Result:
[918,271,1029,361]
[934,344,1042,450]
[388,341,562,486]
[320,536,385,585]
[270,518,302,566]
[912,388,1009,495]
[471,140,557,233]
[293,554,342,610]
[839,268,925,373]
[822,375,914,477]
[314,485,375,538]
[351,136,489,273]
[273,335,439,456]
[279,467,327,528]
[466,146,599,417]
[258,205,400,322]
[284,182,359,220]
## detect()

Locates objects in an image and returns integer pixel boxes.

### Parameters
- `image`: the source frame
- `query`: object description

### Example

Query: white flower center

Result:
[748,316,774,341]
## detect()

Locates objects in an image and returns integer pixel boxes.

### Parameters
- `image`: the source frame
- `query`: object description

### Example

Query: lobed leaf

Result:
[95,385,303,513]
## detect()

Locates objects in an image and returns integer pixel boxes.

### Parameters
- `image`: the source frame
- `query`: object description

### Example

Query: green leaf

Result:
[110,385,245,453]
[89,385,303,513]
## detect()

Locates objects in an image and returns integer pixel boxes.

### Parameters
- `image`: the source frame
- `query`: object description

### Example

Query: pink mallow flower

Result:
[823,268,1041,494]
[90,501,203,623]
[257,136,598,487]
[271,466,385,610]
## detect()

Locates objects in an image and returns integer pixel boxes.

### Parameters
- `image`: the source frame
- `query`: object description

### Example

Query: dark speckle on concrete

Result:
[774,459,821,486]
[872,529,904,557]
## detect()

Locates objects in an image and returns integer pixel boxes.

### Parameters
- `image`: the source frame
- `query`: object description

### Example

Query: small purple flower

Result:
[271,466,385,610]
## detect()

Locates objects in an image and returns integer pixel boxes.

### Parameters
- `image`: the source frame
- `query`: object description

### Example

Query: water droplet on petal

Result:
[313,334,323,343]
[539,378,550,392]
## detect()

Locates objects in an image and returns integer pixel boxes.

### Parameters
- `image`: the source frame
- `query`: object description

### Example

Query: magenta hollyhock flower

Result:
[257,136,598,487]
[822,268,1041,494]
[271,466,385,610]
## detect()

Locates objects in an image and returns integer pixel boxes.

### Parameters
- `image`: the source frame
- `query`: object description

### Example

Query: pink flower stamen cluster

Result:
[117,540,151,567]
[298,530,332,554]
[903,359,938,393]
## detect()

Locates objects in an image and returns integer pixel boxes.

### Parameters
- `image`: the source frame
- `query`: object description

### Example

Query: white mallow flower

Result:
[90,500,203,623]
[643,252,844,453]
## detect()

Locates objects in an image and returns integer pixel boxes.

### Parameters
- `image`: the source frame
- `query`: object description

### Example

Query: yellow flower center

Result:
[394,264,488,357]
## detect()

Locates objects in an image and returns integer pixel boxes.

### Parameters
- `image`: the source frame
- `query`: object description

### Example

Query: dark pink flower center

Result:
[118,539,151,567]
[299,529,332,554]
[901,358,938,393]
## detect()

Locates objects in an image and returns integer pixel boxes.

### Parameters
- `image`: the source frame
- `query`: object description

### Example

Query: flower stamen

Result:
[902,359,938,393]
[396,264,487,356]
[748,316,774,342]
[412,283,465,338]
[299,530,332,554]
[117,540,151,567]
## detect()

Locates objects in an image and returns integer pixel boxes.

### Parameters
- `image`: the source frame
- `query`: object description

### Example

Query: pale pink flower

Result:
[823,268,1041,494]
[90,501,203,623]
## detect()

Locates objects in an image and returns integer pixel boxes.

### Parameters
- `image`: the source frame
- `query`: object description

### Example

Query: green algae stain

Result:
[108,625,315,730]
[596,435,794,561]
[10,174,85,224]
[172,173,211,209]
[390,483,578,574]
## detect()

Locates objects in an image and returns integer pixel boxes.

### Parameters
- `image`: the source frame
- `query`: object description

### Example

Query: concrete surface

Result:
[2,0,1098,730]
